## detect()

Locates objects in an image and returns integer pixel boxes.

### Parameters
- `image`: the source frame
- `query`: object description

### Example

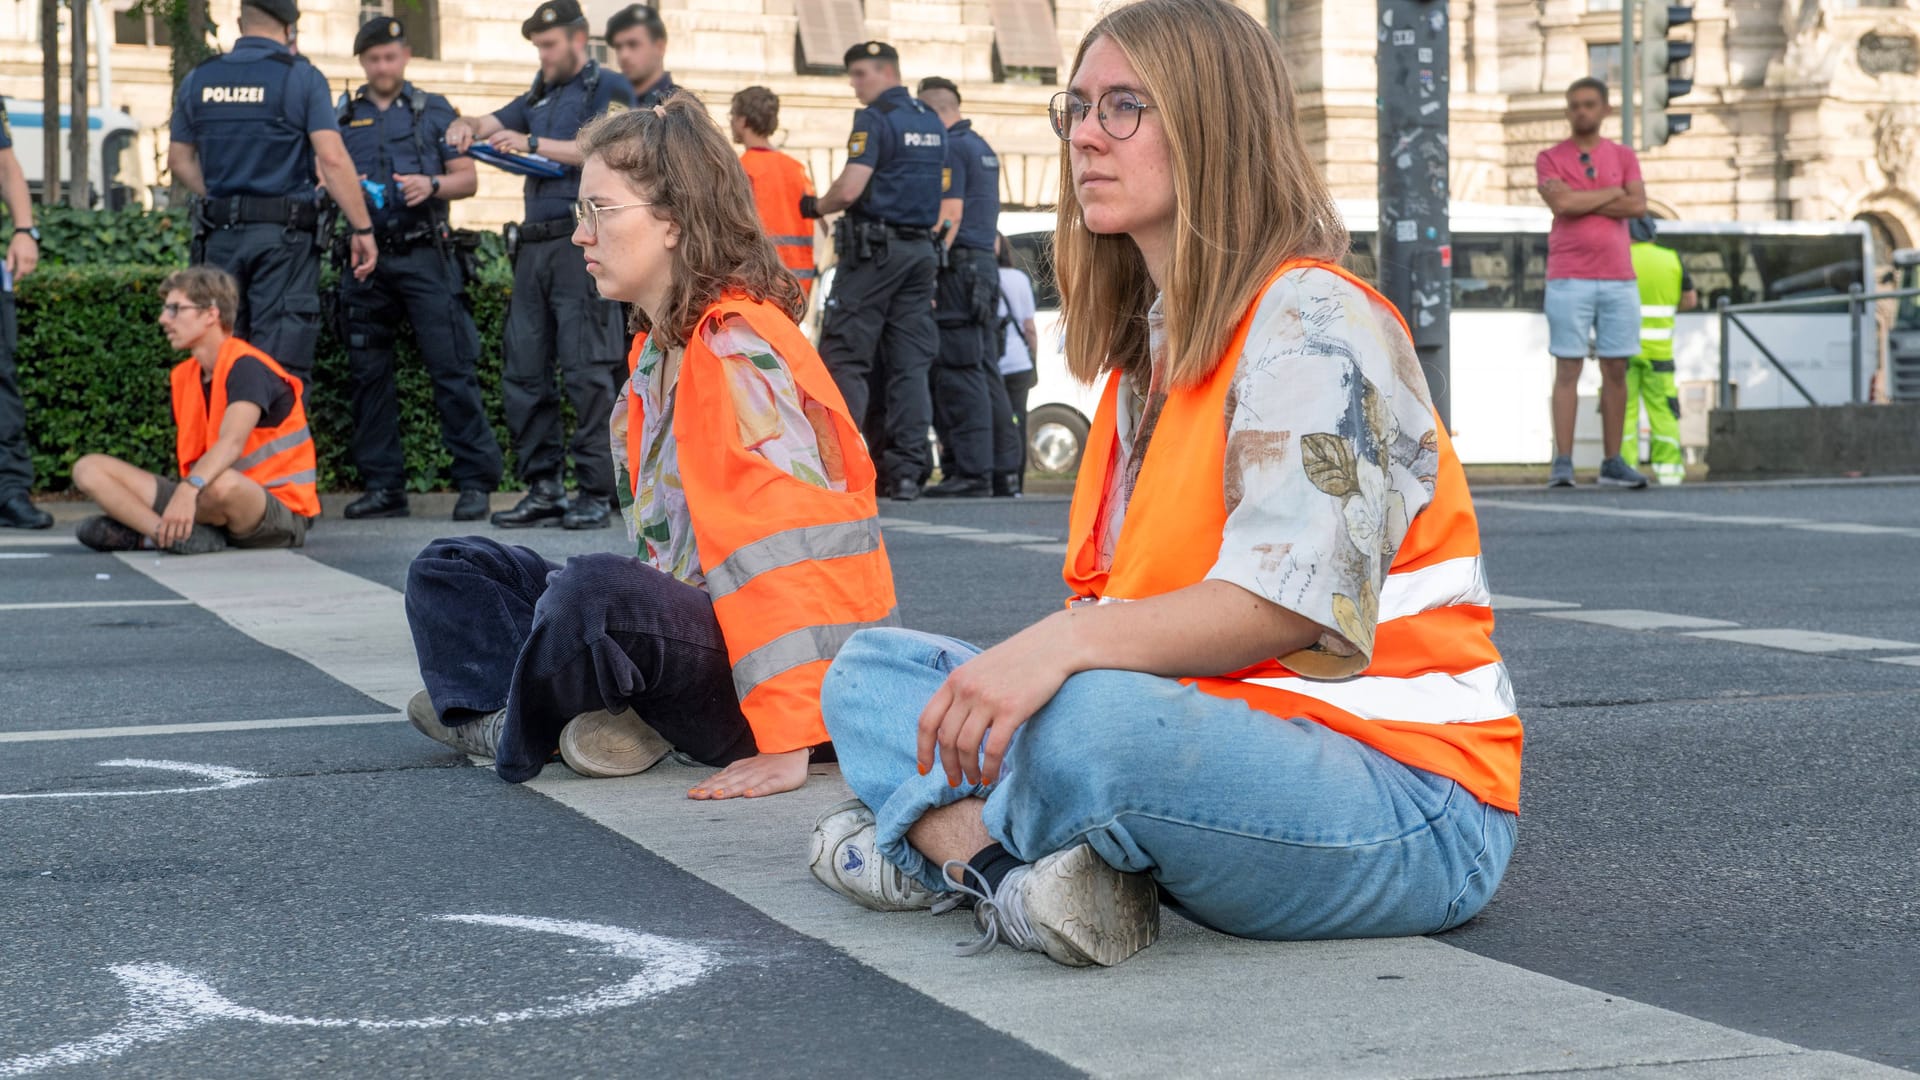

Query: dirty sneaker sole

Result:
[405,690,500,758]
[1023,844,1161,967]
[558,710,671,778]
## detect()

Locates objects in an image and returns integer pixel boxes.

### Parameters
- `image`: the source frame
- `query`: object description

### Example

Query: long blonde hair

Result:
[1055,0,1348,388]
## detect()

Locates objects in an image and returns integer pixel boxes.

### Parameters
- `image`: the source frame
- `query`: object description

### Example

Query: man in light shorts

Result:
[1537,77,1649,489]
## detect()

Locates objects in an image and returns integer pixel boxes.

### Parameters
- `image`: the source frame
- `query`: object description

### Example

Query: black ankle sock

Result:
[966,843,1027,893]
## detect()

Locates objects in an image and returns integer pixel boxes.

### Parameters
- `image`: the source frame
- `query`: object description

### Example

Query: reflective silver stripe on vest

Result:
[773,234,814,247]
[732,612,901,701]
[705,518,884,600]
[1640,304,1678,318]
[232,426,312,472]
[263,468,318,489]
[1639,327,1674,342]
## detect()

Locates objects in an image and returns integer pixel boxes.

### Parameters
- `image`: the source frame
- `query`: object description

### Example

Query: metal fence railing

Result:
[1716,286,1920,408]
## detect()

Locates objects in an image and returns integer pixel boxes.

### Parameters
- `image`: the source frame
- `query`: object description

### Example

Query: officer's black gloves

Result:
[798,195,821,219]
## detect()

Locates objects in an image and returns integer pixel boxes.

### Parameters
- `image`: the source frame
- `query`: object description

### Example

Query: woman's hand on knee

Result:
[687,749,810,800]
[917,618,1075,788]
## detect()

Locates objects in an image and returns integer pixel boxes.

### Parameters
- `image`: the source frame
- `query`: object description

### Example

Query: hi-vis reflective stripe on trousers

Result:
[232,426,313,471]
[732,613,902,701]
[1246,662,1518,725]
[703,518,885,600]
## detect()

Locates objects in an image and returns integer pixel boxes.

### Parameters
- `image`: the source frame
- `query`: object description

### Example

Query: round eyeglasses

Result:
[571,197,653,239]
[1049,90,1157,142]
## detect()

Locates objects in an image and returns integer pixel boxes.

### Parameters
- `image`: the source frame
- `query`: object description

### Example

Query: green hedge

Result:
[17,255,531,493]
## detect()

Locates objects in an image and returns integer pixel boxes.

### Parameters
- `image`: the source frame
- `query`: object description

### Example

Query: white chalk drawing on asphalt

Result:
[0,759,266,800]
[0,914,719,1077]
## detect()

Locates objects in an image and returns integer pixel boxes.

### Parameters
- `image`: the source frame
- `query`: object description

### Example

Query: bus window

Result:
[1665,235,1741,308]
[1451,234,1515,309]
[1007,232,1059,312]
[1749,234,1863,300]
[1343,232,1378,285]
[1518,235,1548,311]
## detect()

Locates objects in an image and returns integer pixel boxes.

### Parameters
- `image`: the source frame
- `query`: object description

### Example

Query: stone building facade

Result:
[2,0,1917,251]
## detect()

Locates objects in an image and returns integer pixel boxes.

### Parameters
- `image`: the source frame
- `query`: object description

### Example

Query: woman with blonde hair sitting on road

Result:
[403,96,895,801]
[810,0,1523,967]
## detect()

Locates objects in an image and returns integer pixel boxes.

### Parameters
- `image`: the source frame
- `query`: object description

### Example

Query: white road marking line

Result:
[1876,656,1920,667]
[1538,609,1742,631]
[0,535,82,548]
[1684,628,1920,654]
[1491,594,1581,611]
[0,713,399,744]
[1017,542,1069,556]
[111,548,1913,1080]
[0,600,194,613]
[0,553,51,559]
[115,550,418,708]
[883,523,986,536]
[0,915,717,1078]
[960,532,1057,544]
[0,760,264,800]
[1475,499,1920,537]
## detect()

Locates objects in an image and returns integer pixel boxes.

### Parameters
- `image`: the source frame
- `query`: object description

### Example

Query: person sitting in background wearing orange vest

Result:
[811,0,1521,967]
[71,266,319,555]
[403,95,895,798]
[729,86,818,302]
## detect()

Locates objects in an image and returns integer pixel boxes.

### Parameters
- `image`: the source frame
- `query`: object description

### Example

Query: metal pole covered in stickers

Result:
[1376,0,1452,427]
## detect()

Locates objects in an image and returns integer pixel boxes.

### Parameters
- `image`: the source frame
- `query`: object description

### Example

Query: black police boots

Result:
[453,489,491,522]
[344,489,410,520]
[562,495,614,530]
[0,493,53,529]
[923,474,991,499]
[491,478,569,528]
[887,477,922,502]
[993,472,1024,499]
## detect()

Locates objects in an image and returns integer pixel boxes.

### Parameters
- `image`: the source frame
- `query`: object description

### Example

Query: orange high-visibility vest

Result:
[624,292,896,753]
[740,147,817,300]
[1064,259,1522,813]
[170,336,321,519]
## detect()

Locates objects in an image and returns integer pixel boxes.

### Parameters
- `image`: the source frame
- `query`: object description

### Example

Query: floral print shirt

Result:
[1101,266,1440,679]
[610,314,848,589]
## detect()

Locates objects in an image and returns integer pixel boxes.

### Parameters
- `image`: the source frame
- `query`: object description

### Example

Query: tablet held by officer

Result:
[167,0,376,387]
[799,41,944,502]
[604,4,677,108]
[444,0,635,530]
[917,76,1013,499]
[333,17,503,523]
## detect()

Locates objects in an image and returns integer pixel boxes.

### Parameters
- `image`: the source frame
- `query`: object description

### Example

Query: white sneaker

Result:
[558,708,672,778]
[944,843,1160,967]
[406,689,504,758]
[808,799,939,912]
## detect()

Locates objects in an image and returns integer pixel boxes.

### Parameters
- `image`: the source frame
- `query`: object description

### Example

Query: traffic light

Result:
[1641,3,1693,148]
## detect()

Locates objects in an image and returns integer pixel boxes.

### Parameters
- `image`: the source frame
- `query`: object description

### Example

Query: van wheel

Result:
[1026,405,1089,478]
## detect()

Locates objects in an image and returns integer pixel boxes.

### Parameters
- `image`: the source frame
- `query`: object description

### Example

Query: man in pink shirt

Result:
[1537,77,1650,489]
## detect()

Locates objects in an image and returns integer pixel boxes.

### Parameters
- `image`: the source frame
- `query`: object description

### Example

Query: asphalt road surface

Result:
[2,478,1915,1079]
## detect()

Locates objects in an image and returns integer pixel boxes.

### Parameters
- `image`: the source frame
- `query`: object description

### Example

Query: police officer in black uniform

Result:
[168,0,377,386]
[333,18,503,523]
[0,99,51,530]
[604,4,677,107]
[916,77,1012,499]
[799,41,945,502]
[445,0,635,529]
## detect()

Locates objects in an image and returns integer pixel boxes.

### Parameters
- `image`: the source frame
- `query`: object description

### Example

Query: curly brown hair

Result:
[576,93,805,346]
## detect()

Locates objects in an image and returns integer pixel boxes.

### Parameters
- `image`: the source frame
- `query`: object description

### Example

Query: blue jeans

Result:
[821,629,1518,941]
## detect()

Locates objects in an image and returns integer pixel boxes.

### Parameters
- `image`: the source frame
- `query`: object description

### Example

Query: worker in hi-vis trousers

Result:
[1626,216,1697,486]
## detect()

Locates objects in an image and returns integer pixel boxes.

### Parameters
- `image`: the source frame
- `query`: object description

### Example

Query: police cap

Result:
[353,16,405,54]
[241,0,299,28]
[605,3,665,41]
[844,41,899,68]
[522,0,586,39]
[1629,215,1658,243]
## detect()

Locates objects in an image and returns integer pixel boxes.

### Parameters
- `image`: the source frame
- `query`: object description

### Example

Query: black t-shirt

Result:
[201,356,295,428]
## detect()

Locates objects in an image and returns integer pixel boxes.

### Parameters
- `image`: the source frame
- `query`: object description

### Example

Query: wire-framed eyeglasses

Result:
[1049,90,1157,142]
[160,302,208,318]
[571,198,653,238]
